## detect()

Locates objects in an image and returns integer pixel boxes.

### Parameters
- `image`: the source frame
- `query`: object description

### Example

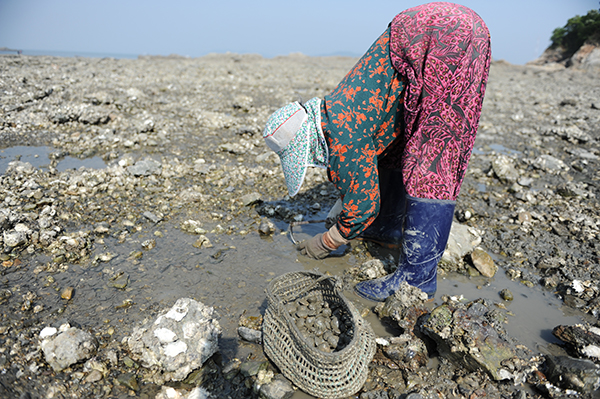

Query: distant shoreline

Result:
[0,48,363,60]
[0,49,139,59]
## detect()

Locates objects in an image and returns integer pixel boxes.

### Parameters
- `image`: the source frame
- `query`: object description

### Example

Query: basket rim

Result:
[266,270,367,358]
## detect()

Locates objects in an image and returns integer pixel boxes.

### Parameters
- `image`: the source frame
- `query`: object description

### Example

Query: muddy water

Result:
[25,213,585,358]
[0,145,106,173]
[1,146,591,398]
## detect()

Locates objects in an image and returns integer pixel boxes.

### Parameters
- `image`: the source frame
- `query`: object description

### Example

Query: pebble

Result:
[60,287,74,300]
[258,219,276,236]
[470,248,497,278]
[143,211,162,224]
[517,211,532,223]
[238,326,262,344]
[84,369,103,383]
[117,372,139,391]
[141,238,156,250]
[108,272,129,289]
[127,158,161,176]
[192,235,212,248]
[500,289,514,301]
[241,192,261,206]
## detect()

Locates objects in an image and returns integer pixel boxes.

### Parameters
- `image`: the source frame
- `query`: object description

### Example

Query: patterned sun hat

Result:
[263,97,328,197]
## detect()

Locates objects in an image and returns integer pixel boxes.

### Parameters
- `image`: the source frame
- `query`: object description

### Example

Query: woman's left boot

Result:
[354,195,455,301]
[358,168,406,248]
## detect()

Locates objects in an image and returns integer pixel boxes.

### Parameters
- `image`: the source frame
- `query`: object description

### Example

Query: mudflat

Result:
[1,53,599,398]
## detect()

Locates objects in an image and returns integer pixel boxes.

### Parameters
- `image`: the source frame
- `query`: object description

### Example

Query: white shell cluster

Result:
[127,298,221,381]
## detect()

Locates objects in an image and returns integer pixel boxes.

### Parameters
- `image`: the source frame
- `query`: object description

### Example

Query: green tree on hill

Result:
[550,8,600,57]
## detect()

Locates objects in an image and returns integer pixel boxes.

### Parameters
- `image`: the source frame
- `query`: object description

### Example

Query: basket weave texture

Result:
[263,270,376,399]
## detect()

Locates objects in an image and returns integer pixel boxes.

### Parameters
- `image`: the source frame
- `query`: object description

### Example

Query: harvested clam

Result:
[286,292,353,352]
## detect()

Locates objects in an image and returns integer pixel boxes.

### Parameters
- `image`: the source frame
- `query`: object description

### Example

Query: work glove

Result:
[296,225,348,260]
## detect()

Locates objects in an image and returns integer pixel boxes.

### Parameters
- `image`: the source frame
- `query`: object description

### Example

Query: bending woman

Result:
[262,2,491,301]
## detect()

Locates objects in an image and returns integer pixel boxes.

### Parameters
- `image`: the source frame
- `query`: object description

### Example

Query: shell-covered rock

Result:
[39,324,98,372]
[127,298,221,381]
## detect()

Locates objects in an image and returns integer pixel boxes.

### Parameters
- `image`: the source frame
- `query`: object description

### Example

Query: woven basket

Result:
[263,270,376,399]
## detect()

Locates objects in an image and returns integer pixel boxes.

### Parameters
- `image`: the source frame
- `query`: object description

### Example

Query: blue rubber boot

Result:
[355,195,456,301]
[359,169,407,248]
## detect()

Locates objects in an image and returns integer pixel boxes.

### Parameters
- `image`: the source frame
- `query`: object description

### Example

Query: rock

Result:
[108,272,129,289]
[470,248,497,278]
[238,326,262,344]
[85,91,112,105]
[127,298,221,381]
[178,188,206,203]
[421,300,517,381]
[382,333,429,370]
[143,211,162,224]
[3,230,28,247]
[141,239,156,250]
[376,289,430,337]
[492,155,519,183]
[6,161,35,175]
[93,222,110,234]
[544,355,600,393]
[197,110,234,129]
[192,235,212,249]
[241,192,261,206]
[78,107,110,125]
[220,142,247,155]
[531,155,568,173]
[552,324,600,362]
[39,325,98,372]
[240,361,267,378]
[259,374,295,399]
[117,372,139,391]
[374,281,429,323]
[61,287,74,300]
[441,222,482,267]
[40,326,57,339]
[155,386,210,399]
[181,220,206,235]
[233,95,253,111]
[258,219,276,236]
[127,158,162,176]
[355,259,390,281]
[84,369,104,383]
[565,147,599,160]
[499,289,513,301]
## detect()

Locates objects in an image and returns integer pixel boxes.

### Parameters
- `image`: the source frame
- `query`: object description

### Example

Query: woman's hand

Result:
[296,225,348,259]
[296,233,334,259]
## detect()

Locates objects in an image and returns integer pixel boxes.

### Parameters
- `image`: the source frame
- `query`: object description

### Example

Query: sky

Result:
[0,0,598,65]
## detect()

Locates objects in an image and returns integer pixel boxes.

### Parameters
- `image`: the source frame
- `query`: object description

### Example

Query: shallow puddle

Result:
[472,142,521,156]
[0,145,106,173]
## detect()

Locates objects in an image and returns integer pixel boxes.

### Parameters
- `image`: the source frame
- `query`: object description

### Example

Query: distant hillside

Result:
[530,9,600,69]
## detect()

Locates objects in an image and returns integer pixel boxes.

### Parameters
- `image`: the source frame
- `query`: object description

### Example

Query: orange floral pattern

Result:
[321,28,405,239]
[321,2,491,240]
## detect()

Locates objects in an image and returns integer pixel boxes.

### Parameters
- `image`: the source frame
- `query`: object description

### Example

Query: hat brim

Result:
[277,122,310,197]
